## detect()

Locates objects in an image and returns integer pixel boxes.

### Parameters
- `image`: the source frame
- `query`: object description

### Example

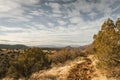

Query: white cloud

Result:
[0,0,21,13]
[58,20,66,25]
[0,26,23,31]
[30,9,45,16]
[48,22,54,27]
[70,16,83,24]
[48,3,61,13]
[0,0,23,16]
[0,0,38,22]
[14,0,39,5]
[88,12,97,19]
[0,0,120,46]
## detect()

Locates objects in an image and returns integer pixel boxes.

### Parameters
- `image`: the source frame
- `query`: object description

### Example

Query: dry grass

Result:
[29,57,85,80]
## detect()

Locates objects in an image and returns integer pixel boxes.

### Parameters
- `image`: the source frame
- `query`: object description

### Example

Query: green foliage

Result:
[7,48,51,79]
[0,56,10,78]
[92,18,120,78]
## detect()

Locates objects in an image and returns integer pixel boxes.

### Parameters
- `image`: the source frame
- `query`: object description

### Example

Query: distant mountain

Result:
[38,45,62,50]
[32,45,90,50]
[64,46,73,49]
[39,45,58,48]
[79,44,91,50]
[63,45,91,50]
[0,44,29,49]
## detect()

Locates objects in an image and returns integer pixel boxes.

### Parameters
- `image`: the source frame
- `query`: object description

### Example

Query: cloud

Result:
[0,0,39,23]
[29,10,44,16]
[69,16,83,24]
[41,0,77,4]
[48,3,61,13]
[88,12,97,19]
[0,0,120,46]
[58,20,67,25]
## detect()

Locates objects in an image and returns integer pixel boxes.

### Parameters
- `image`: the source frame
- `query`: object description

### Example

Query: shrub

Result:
[0,56,10,78]
[49,48,86,64]
[7,47,51,79]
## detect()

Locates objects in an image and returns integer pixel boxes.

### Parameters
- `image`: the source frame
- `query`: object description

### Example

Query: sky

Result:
[0,0,120,47]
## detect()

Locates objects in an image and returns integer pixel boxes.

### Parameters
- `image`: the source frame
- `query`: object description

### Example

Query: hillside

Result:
[0,44,29,49]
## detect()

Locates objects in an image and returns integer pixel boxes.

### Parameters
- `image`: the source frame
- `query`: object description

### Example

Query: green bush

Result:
[0,56,10,78]
[7,47,51,79]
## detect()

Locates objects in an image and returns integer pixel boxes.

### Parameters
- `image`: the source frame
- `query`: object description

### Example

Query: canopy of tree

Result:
[91,18,120,79]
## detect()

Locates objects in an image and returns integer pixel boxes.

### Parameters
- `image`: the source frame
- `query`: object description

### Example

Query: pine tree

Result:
[92,18,120,79]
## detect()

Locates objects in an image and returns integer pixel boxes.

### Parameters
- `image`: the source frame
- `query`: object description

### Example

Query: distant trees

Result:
[92,18,120,79]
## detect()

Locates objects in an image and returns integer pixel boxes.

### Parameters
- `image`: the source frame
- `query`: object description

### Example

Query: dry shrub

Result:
[49,48,87,64]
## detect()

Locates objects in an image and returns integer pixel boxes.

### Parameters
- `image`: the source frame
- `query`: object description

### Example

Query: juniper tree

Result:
[92,18,120,78]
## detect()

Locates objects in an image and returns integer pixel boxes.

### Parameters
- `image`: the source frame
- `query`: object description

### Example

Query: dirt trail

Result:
[29,57,86,80]
[30,55,115,80]
[67,58,95,80]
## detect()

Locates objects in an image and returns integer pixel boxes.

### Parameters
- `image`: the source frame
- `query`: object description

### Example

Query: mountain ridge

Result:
[0,44,29,49]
